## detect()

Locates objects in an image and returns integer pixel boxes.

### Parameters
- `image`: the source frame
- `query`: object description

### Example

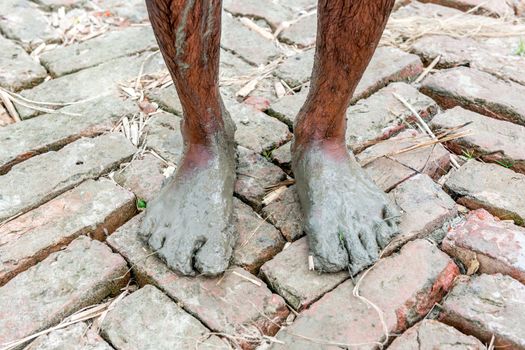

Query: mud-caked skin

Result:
[139,115,237,276]
[292,142,400,274]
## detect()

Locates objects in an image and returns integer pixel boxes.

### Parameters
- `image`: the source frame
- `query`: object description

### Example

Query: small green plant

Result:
[495,160,514,169]
[136,198,147,210]
[515,39,525,56]
[338,230,345,244]
[262,149,273,161]
[462,149,475,160]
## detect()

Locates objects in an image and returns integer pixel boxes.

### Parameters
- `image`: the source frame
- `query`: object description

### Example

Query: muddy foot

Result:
[292,142,400,275]
[139,132,236,276]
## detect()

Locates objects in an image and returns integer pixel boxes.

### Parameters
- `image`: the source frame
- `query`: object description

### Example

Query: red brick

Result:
[421,67,525,126]
[261,185,303,242]
[384,174,457,255]
[106,215,289,349]
[430,106,525,174]
[259,237,348,311]
[233,198,286,274]
[440,274,525,349]
[0,179,135,286]
[389,319,485,349]
[443,209,525,284]
[0,237,129,347]
[356,130,451,192]
[271,240,459,349]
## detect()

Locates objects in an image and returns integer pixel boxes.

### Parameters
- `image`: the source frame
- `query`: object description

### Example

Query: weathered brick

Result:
[106,215,289,348]
[93,0,149,23]
[0,35,47,91]
[226,99,292,153]
[0,0,61,50]
[222,13,283,66]
[268,47,423,126]
[235,146,288,210]
[0,133,136,222]
[261,185,303,242]
[15,51,166,119]
[223,0,293,29]
[384,174,457,255]
[443,208,525,284]
[260,237,348,311]
[275,49,314,88]
[0,105,13,127]
[440,274,525,349]
[279,13,317,48]
[388,319,485,350]
[114,153,168,202]
[430,106,525,174]
[356,130,451,192]
[0,178,135,286]
[101,285,228,349]
[418,0,514,16]
[0,96,137,174]
[32,0,86,10]
[421,67,525,126]
[346,82,439,152]
[232,198,285,274]
[146,87,183,116]
[392,1,470,18]
[411,35,525,86]
[40,26,158,77]
[445,160,525,225]
[271,240,459,349]
[26,322,113,350]
[0,236,129,347]
[143,112,184,164]
[270,142,292,169]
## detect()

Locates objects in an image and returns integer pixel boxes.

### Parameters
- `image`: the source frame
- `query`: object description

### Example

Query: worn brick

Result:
[443,209,525,284]
[356,130,451,192]
[222,13,283,66]
[223,0,293,29]
[388,319,485,350]
[0,178,135,286]
[15,51,166,119]
[0,237,129,347]
[101,285,228,349]
[0,96,137,174]
[32,0,86,10]
[26,322,113,350]
[0,0,61,50]
[346,82,439,152]
[270,142,292,169]
[233,198,286,274]
[430,106,525,174]
[92,0,149,23]
[279,13,317,48]
[0,35,47,91]
[418,0,515,16]
[0,133,136,222]
[143,111,184,164]
[261,185,303,242]
[421,67,525,126]
[392,1,470,18]
[271,240,459,349]
[235,146,288,210]
[275,49,315,88]
[384,174,457,255]
[260,237,348,311]
[440,274,525,349]
[445,160,525,226]
[114,153,168,202]
[268,47,423,126]
[146,87,183,116]
[40,26,158,77]
[0,105,13,127]
[106,215,289,348]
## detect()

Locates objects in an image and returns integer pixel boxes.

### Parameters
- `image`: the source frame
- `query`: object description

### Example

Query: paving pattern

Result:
[1,0,525,349]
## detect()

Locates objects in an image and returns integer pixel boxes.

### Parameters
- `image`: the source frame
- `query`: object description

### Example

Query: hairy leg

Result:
[141,0,236,276]
[292,0,400,275]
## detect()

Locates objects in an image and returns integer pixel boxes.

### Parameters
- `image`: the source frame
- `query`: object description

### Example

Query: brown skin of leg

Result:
[140,0,236,276]
[292,0,401,274]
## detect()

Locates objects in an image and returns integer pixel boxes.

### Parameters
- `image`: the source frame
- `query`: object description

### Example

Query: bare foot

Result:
[139,127,236,276]
[292,142,400,275]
